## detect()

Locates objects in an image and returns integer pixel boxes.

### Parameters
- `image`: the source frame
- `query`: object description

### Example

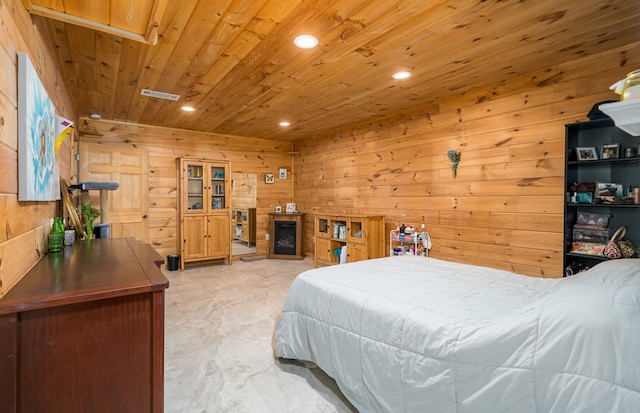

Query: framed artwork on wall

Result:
[17,52,59,201]
[265,173,275,184]
[279,168,287,179]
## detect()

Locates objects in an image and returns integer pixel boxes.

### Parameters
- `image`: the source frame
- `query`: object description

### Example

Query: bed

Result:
[274,256,640,412]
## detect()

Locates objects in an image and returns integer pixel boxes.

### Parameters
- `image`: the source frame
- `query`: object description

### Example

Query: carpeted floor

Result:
[163,257,358,413]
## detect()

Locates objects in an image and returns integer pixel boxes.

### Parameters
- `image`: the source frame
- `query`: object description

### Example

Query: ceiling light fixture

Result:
[279,121,291,127]
[392,71,412,80]
[294,34,318,49]
[181,106,195,112]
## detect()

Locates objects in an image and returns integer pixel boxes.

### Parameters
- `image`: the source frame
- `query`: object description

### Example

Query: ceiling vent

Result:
[140,88,180,101]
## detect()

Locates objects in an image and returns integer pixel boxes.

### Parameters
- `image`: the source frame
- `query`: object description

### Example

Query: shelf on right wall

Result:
[564,117,640,276]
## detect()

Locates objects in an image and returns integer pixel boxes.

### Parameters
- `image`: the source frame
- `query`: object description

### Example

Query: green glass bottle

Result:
[49,217,65,253]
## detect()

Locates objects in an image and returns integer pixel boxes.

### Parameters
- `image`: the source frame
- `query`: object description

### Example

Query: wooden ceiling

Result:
[30,0,639,142]
[22,0,167,44]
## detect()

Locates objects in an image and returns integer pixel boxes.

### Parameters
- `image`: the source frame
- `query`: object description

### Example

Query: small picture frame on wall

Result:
[265,173,275,184]
[601,143,620,159]
[279,168,287,179]
[575,146,598,161]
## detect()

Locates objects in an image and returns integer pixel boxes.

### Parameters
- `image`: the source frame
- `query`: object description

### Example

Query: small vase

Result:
[86,223,94,240]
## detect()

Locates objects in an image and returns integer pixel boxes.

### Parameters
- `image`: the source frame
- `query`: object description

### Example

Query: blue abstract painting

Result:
[18,52,59,201]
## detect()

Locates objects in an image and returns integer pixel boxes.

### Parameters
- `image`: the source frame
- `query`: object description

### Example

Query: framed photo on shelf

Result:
[275,205,282,213]
[265,173,275,184]
[601,143,620,159]
[595,182,623,199]
[575,146,598,161]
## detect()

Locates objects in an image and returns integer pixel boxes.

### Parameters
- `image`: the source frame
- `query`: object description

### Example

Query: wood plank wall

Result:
[232,173,257,210]
[293,43,640,278]
[77,118,294,261]
[0,0,75,297]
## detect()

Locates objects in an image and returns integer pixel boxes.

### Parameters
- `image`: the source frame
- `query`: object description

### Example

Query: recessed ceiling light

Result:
[294,35,318,49]
[279,121,291,127]
[392,71,412,80]
[181,106,195,112]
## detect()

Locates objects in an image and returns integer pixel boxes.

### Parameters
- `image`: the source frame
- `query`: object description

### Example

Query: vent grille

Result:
[140,88,180,101]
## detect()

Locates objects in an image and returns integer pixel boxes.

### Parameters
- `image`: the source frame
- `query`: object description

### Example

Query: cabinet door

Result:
[209,164,227,212]
[347,243,367,263]
[347,218,365,243]
[315,237,334,265]
[207,215,230,258]
[316,216,331,239]
[183,216,207,260]
[183,161,206,214]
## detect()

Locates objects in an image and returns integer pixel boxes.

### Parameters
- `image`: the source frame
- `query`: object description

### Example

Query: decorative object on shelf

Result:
[81,200,102,240]
[624,146,636,158]
[570,242,605,256]
[618,239,636,258]
[64,229,75,246]
[575,192,593,204]
[575,146,599,161]
[60,179,87,239]
[595,182,623,201]
[286,202,296,213]
[604,226,626,259]
[601,143,620,159]
[48,216,65,253]
[265,173,275,184]
[576,211,610,227]
[447,150,461,177]
[275,205,282,213]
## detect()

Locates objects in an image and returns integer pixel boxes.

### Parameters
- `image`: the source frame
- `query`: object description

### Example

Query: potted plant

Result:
[81,200,102,240]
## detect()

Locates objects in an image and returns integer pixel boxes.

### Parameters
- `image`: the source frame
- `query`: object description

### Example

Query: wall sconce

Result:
[447,150,461,178]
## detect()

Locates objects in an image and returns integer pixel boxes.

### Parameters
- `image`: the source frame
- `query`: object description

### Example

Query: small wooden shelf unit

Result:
[314,214,385,267]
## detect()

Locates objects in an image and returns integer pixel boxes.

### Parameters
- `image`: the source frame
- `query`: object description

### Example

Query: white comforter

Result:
[274,256,640,412]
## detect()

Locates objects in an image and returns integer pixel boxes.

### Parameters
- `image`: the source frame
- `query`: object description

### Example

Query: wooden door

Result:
[183,215,207,260]
[79,143,149,242]
[207,215,230,259]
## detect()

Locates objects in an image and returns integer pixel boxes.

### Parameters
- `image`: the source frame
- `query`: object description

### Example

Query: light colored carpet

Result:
[163,258,358,413]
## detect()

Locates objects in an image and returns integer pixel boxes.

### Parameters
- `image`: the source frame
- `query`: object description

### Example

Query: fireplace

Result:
[268,213,304,260]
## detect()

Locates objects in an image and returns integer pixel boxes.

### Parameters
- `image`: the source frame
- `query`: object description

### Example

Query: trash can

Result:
[167,254,180,271]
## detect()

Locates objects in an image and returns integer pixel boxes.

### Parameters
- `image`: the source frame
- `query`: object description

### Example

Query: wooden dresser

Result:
[0,238,169,413]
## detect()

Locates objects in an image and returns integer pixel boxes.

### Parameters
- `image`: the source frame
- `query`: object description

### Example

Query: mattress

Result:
[274,256,640,412]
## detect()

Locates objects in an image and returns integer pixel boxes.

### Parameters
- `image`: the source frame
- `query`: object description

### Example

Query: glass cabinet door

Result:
[348,219,364,243]
[317,217,330,238]
[186,163,204,211]
[210,165,226,210]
